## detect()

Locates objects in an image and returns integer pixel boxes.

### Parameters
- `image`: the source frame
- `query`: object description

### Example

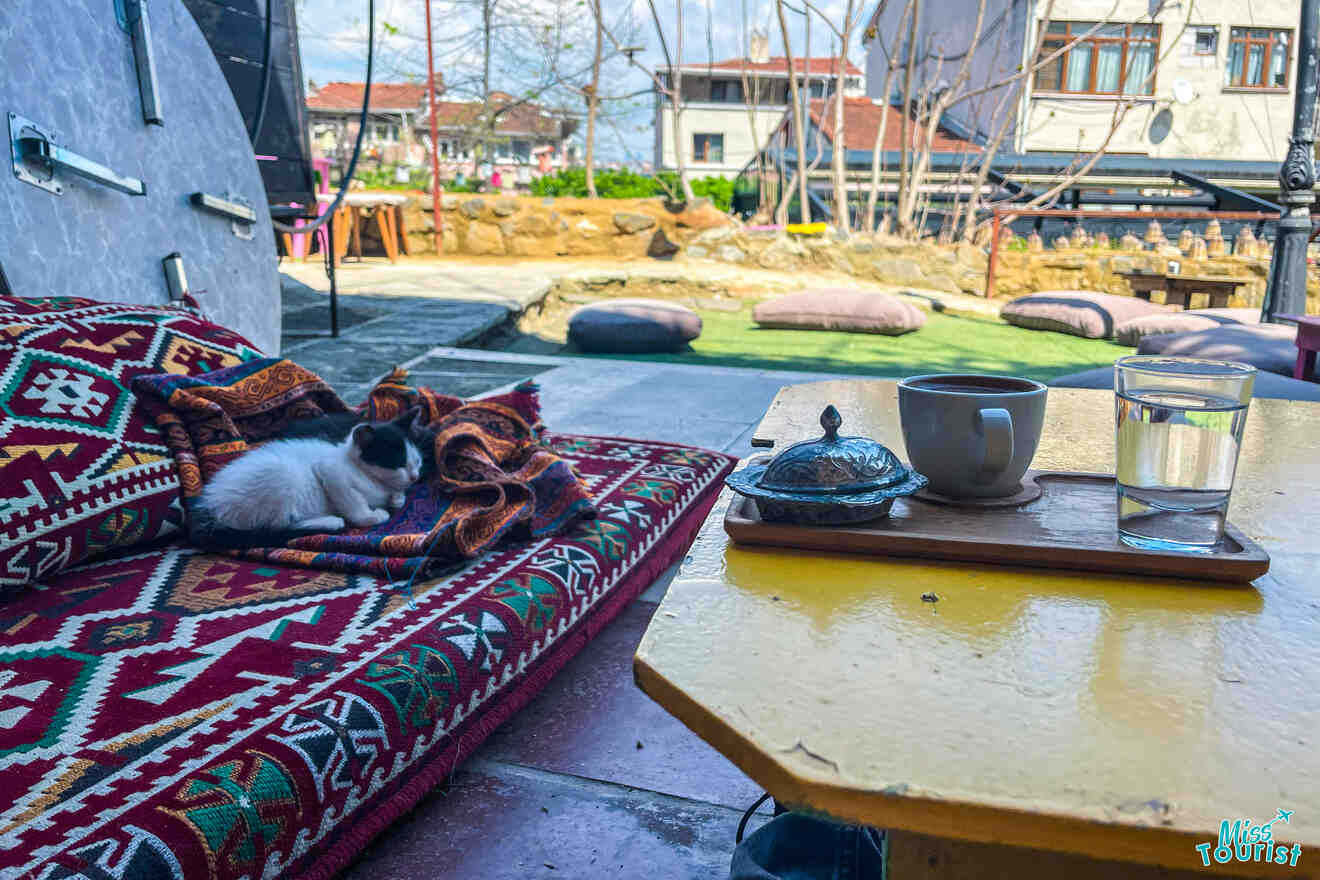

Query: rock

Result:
[464,221,504,255]
[695,225,736,244]
[440,194,460,210]
[871,256,928,285]
[686,245,709,259]
[674,198,731,229]
[757,235,807,270]
[515,213,553,236]
[956,267,985,294]
[1109,255,1136,274]
[575,219,601,238]
[442,227,458,254]
[613,211,657,234]
[718,245,746,263]
[460,198,485,219]
[850,238,875,253]
[647,228,680,259]
[954,241,987,269]
[498,219,516,239]
[492,196,518,217]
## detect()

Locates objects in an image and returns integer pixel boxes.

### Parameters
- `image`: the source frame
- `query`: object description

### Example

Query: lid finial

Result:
[820,405,842,442]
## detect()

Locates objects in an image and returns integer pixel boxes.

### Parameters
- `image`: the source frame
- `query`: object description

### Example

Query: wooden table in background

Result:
[298,192,411,264]
[1118,272,1249,309]
[634,380,1319,879]
[1276,313,1320,381]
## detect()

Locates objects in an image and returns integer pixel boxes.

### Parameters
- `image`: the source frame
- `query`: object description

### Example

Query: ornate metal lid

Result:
[756,406,908,495]
[724,405,927,521]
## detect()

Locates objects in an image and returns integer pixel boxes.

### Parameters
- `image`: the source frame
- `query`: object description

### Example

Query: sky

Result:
[293,0,872,163]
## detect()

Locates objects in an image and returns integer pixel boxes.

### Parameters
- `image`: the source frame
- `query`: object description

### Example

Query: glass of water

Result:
[1114,356,1256,552]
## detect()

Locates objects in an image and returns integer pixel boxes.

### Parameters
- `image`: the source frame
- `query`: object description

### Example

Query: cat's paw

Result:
[352,508,391,527]
[388,492,406,510]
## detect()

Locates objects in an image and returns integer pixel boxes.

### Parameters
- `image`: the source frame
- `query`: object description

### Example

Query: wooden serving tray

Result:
[724,470,1270,583]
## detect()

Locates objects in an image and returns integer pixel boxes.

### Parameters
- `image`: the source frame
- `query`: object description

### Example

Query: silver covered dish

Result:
[725,405,927,525]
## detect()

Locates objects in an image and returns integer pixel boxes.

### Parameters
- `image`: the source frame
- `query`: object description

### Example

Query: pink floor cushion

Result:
[1115,307,1261,346]
[1050,365,1320,401]
[568,299,702,353]
[0,433,735,880]
[0,296,262,594]
[1136,323,1299,376]
[1000,290,1171,339]
[752,289,926,335]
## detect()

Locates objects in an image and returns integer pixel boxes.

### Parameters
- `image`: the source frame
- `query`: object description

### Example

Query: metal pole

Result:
[424,0,442,255]
[984,208,1001,299]
[1263,0,1320,322]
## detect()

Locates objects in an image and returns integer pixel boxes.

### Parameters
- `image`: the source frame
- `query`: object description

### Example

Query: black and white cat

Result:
[192,413,422,548]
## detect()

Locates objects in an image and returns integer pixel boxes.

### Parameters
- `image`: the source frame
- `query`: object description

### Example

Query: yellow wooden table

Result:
[635,380,1319,879]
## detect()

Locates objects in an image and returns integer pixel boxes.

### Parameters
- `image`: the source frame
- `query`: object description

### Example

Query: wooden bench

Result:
[1117,271,1249,309]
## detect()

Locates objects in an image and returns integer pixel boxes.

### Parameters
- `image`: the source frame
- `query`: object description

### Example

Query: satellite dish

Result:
[1172,79,1196,105]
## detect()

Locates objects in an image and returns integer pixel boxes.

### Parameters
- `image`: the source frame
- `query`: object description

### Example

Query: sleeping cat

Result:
[192,412,422,549]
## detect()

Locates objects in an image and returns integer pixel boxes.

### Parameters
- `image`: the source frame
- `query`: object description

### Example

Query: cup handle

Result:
[976,407,1014,479]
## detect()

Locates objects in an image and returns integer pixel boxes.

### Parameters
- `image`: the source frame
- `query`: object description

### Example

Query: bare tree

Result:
[775,0,811,223]
[863,0,914,233]
[584,0,603,197]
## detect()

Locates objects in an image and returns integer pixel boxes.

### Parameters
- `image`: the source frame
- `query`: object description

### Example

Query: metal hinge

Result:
[9,113,146,196]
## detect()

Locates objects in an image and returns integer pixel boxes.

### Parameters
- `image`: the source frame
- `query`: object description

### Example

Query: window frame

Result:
[692,132,725,163]
[1224,27,1292,90]
[1192,26,1218,56]
[1033,21,1162,97]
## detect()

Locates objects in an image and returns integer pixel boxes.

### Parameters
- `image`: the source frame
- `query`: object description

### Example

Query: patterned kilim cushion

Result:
[0,296,262,592]
[0,433,735,880]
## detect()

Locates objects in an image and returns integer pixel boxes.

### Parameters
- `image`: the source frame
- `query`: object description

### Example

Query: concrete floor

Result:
[277,264,880,879]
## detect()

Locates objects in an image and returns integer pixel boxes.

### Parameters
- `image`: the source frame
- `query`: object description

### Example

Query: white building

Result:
[653,52,864,178]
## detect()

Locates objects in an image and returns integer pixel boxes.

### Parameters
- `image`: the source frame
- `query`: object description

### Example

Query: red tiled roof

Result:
[806,97,981,152]
[307,78,443,111]
[427,98,564,138]
[676,56,862,76]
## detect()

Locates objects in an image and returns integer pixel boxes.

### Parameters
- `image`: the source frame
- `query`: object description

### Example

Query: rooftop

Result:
[306,77,444,112]
[805,96,982,153]
[665,55,863,76]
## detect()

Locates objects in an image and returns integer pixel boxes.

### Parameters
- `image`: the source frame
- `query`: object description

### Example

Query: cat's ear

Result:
[351,424,376,449]
[394,407,418,429]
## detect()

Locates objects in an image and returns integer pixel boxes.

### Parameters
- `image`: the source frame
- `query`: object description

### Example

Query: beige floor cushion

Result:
[1115,307,1261,346]
[753,289,926,335]
[1000,290,1171,339]
[1136,323,1298,376]
[568,298,702,353]
[1050,364,1320,401]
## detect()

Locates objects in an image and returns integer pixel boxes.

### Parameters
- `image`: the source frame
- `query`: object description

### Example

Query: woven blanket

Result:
[0,433,736,879]
[132,359,594,578]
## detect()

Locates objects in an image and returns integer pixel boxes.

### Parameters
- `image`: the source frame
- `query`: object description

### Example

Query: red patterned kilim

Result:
[131,359,595,578]
[0,296,261,593]
[0,433,735,879]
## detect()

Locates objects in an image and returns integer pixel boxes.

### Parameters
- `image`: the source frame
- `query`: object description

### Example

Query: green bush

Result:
[351,164,430,191]
[529,168,734,212]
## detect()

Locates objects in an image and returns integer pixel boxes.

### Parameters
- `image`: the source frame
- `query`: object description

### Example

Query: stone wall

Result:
[397,195,731,258]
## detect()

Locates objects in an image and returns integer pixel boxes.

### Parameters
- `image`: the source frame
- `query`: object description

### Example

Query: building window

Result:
[692,133,724,163]
[1193,26,1217,56]
[1226,28,1291,88]
[512,139,531,161]
[710,80,743,102]
[808,80,826,98]
[1034,21,1160,95]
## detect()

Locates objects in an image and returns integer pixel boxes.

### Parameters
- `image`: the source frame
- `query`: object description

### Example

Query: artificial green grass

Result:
[578,307,1133,383]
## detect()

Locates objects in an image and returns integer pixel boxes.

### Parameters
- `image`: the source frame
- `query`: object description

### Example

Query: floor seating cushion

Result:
[752,289,926,335]
[1049,365,1320,401]
[1114,307,1260,346]
[0,296,261,594]
[1135,323,1299,376]
[1000,290,1171,339]
[0,433,735,879]
[568,299,702,353]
